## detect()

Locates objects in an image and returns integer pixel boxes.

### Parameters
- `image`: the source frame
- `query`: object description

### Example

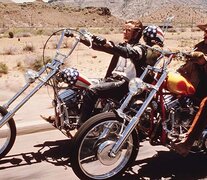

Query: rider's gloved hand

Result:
[190,51,204,58]
[92,35,107,46]
[190,51,206,65]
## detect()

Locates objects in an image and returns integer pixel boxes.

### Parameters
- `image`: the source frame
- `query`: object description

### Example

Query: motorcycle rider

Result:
[78,22,165,126]
[41,21,165,126]
[172,23,207,156]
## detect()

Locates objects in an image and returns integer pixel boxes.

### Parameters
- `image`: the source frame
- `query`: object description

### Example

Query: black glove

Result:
[190,51,204,58]
[92,35,106,46]
[64,30,74,37]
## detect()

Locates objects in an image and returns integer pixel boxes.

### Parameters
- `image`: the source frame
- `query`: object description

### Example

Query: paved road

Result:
[1,129,207,180]
[0,129,78,180]
[1,89,55,135]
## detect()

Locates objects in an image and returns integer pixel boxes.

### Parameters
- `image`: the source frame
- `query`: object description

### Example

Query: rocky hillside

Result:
[0,1,124,29]
[0,0,206,29]
[49,0,207,26]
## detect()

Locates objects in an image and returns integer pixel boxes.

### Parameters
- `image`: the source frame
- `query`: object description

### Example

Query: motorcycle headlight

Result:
[24,69,39,83]
[129,78,146,94]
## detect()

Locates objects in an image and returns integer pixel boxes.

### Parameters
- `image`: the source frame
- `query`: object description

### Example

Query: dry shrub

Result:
[35,29,44,35]
[2,46,17,55]
[8,31,14,38]
[23,43,35,52]
[16,32,32,38]
[17,61,22,67]
[16,61,25,71]
[24,55,51,71]
[0,62,8,74]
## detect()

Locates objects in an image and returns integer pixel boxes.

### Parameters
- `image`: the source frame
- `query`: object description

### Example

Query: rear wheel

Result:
[70,112,139,180]
[0,106,16,159]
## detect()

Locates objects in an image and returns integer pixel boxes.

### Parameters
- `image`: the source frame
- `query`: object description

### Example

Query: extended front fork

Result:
[0,60,62,128]
[109,71,168,157]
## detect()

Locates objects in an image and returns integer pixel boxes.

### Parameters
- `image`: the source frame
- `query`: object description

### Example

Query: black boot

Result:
[79,90,98,126]
[172,97,207,156]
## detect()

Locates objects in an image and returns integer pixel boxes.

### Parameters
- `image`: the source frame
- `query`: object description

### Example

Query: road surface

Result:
[0,129,207,180]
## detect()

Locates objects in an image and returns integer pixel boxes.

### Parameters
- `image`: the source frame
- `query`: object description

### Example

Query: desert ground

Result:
[0,27,204,124]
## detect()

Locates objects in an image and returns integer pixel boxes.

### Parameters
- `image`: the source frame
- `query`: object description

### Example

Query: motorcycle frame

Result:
[0,29,86,129]
[150,83,169,143]
[110,52,175,157]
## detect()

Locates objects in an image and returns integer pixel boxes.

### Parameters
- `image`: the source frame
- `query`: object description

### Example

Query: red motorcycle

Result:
[70,47,207,180]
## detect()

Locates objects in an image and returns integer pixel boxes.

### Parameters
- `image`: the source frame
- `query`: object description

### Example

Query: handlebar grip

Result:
[92,35,107,46]
[64,30,74,38]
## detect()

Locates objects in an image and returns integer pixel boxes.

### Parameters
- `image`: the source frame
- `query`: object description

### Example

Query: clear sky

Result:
[12,0,48,2]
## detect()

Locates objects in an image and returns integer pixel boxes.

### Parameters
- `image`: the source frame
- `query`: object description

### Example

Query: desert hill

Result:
[0,0,206,29]
[48,0,207,26]
[0,1,123,29]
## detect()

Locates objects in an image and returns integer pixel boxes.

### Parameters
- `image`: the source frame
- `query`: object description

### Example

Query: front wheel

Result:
[70,112,139,180]
[0,106,16,159]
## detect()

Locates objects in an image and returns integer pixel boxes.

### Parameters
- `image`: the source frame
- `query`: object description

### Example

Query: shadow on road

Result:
[122,150,207,180]
[0,139,72,170]
[1,140,207,180]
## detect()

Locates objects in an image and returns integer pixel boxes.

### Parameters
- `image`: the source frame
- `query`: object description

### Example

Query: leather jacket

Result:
[81,38,159,82]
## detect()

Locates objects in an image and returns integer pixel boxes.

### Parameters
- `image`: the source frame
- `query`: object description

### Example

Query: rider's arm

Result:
[80,37,113,53]
[80,37,145,60]
[106,42,145,60]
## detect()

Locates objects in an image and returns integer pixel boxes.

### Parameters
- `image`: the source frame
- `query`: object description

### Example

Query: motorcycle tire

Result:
[70,111,139,180]
[0,106,16,159]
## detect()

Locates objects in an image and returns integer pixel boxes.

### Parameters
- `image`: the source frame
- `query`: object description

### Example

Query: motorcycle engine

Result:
[58,89,78,108]
[57,89,80,128]
[164,95,198,138]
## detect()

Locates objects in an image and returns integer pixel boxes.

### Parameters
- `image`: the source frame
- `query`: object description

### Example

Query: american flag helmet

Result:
[143,25,164,46]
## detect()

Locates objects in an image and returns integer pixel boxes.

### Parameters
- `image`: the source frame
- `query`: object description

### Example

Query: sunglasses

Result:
[123,28,134,32]
[123,28,141,33]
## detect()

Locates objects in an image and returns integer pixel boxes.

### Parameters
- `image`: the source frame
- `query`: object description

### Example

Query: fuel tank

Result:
[165,72,195,95]
[60,68,92,88]
[76,73,92,88]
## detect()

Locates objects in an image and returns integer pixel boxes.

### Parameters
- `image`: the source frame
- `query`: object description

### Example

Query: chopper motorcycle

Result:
[0,28,116,160]
[70,46,207,180]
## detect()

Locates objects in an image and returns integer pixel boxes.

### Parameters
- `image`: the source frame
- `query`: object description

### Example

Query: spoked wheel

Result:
[0,106,16,159]
[70,112,139,180]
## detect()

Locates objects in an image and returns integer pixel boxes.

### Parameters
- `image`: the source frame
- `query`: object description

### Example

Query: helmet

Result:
[143,25,164,46]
